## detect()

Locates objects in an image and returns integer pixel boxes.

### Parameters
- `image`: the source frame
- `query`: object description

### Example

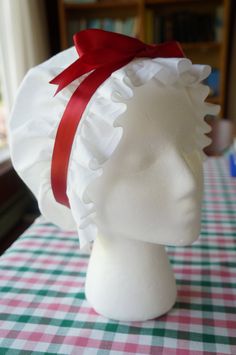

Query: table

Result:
[0,157,236,355]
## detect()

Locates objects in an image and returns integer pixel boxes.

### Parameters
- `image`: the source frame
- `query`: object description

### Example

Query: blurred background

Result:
[0,0,235,252]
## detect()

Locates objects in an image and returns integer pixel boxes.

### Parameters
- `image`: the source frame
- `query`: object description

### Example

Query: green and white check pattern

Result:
[0,156,235,354]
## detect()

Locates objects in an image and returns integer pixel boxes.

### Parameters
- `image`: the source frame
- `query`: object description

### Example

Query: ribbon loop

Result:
[50,29,185,207]
[73,28,145,56]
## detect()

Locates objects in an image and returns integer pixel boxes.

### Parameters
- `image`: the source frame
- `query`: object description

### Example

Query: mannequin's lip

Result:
[178,190,199,203]
[177,196,195,206]
[177,199,200,216]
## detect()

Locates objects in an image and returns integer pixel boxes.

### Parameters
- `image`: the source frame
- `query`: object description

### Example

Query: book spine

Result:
[145,10,154,43]
[159,11,217,43]
[123,18,135,37]
[67,19,80,45]
[87,18,102,29]
[102,18,115,32]
[214,6,224,42]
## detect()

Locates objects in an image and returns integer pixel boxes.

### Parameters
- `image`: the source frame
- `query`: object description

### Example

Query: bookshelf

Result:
[57,0,232,117]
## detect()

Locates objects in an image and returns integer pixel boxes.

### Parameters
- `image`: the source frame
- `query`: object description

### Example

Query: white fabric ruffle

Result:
[9,47,220,248]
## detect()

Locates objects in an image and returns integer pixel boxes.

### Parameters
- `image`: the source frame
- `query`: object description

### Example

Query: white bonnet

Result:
[9,46,219,248]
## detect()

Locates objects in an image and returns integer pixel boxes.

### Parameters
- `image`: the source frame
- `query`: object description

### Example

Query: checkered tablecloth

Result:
[0,157,236,355]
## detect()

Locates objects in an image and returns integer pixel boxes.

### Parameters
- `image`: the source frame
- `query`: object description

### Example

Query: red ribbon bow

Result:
[50,29,185,208]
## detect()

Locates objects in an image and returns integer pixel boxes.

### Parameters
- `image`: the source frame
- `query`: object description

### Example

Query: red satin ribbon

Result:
[50,29,185,208]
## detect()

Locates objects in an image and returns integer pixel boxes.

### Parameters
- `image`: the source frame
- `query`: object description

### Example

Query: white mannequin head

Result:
[87,79,204,246]
[82,60,219,321]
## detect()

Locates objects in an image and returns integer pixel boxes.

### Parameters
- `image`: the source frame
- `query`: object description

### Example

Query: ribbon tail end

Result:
[49,82,62,96]
[54,86,61,96]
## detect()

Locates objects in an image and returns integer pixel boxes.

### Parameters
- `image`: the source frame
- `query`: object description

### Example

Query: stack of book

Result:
[67,17,138,45]
[145,7,223,44]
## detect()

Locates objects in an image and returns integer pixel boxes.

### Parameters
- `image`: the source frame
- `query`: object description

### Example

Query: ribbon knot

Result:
[50,29,185,207]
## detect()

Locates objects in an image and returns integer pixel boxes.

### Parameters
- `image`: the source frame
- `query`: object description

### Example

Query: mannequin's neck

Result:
[85,233,177,321]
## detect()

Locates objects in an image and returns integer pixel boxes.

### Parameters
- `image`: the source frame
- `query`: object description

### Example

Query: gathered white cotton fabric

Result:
[9,47,219,248]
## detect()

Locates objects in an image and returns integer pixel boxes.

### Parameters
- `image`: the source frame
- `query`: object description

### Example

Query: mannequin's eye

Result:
[182,150,203,177]
[121,152,157,173]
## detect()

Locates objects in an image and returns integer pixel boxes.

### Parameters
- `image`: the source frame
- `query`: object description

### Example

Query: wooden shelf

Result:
[146,0,221,4]
[181,42,221,51]
[207,96,221,104]
[64,0,139,10]
[58,0,232,117]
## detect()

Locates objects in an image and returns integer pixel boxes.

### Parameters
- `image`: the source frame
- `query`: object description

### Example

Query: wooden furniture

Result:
[57,0,232,117]
[0,160,32,240]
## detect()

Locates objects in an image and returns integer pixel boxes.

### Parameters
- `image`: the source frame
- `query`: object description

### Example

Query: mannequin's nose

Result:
[169,150,198,199]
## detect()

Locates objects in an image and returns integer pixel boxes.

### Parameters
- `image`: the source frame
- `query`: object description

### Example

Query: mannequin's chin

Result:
[159,220,201,246]
[124,218,201,246]
[95,212,201,247]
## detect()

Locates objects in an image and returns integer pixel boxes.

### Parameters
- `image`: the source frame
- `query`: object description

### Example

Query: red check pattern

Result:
[0,156,236,354]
